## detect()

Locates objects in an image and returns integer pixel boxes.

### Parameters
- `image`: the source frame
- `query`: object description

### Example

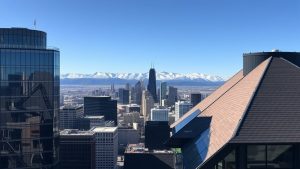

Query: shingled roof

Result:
[232,57,300,143]
[169,52,300,169]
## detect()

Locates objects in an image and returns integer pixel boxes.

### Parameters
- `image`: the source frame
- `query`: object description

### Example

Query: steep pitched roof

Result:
[196,57,271,163]
[231,57,300,143]
[171,70,244,129]
[170,58,271,168]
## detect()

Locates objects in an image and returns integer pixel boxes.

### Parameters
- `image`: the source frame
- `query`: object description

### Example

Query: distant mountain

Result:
[60,72,225,86]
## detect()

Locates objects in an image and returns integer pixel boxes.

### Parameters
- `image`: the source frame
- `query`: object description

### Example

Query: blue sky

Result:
[1,0,299,78]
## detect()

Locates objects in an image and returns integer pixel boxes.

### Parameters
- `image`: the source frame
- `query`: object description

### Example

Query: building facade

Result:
[190,93,202,107]
[0,28,59,169]
[141,90,154,121]
[133,81,142,105]
[124,143,175,169]
[78,116,105,130]
[60,129,96,169]
[160,82,168,106]
[147,68,157,102]
[174,101,193,121]
[92,127,118,169]
[118,127,140,154]
[84,96,117,126]
[167,86,177,107]
[145,121,170,150]
[118,88,129,104]
[150,108,169,121]
[59,105,83,129]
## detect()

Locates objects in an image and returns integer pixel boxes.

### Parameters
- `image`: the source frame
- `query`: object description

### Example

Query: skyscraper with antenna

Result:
[147,66,158,103]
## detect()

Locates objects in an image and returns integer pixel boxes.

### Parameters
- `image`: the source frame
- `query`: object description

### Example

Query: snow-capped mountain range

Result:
[61,72,224,82]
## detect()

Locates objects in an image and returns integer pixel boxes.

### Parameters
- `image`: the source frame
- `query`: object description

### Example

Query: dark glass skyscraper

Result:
[84,96,117,126]
[147,68,157,102]
[118,88,129,104]
[0,28,60,169]
[133,81,142,105]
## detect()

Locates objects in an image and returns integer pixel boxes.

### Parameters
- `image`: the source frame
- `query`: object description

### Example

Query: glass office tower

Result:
[0,28,59,169]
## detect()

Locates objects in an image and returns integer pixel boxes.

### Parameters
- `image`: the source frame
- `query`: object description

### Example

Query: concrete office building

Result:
[118,127,140,154]
[123,112,142,125]
[174,101,193,121]
[141,90,154,120]
[150,108,169,121]
[125,104,140,113]
[92,127,118,169]
[0,28,60,169]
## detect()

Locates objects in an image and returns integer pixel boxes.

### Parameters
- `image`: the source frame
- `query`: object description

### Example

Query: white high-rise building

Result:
[175,101,193,121]
[141,90,154,121]
[92,127,118,169]
[150,108,169,121]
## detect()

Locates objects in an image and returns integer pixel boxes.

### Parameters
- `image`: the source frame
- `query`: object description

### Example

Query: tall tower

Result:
[160,82,168,106]
[133,81,142,105]
[0,28,60,169]
[147,68,157,102]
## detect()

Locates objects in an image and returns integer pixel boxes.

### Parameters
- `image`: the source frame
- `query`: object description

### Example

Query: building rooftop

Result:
[60,129,95,136]
[84,116,105,119]
[91,127,118,133]
[60,105,83,110]
[169,51,300,169]
[125,143,173,154]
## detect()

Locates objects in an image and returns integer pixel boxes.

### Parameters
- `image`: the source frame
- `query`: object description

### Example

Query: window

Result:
[267,145,293,168]
[247,145,293,169]
[247,145,266,168]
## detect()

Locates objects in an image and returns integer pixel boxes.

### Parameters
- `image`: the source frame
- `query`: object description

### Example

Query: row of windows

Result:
[247,145,293,169]
[0,31,46,48]
[0,70,59,82]
[214,145,294,169]
[0,49,59,66]
[0,82,59,96]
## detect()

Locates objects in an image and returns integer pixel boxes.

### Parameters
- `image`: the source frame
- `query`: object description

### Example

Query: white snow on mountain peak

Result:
[61,72,224,82]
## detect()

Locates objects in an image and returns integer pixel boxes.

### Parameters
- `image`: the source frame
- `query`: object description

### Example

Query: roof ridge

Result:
[280,57,300,69]
[196,57,272,169]
[171,70,243,128]
[231,57,272,138]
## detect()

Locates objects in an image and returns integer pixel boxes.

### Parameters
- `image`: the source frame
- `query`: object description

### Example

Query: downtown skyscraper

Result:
[147,68,157,103]
[0,28,60,169]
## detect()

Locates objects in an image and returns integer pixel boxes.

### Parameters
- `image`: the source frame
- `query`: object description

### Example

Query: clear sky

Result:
[1,0,299,78]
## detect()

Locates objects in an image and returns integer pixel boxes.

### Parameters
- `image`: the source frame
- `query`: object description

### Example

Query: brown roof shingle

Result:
[232,57,300,143]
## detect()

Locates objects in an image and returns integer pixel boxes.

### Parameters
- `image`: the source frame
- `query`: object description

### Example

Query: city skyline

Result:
[1,0,299,78]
